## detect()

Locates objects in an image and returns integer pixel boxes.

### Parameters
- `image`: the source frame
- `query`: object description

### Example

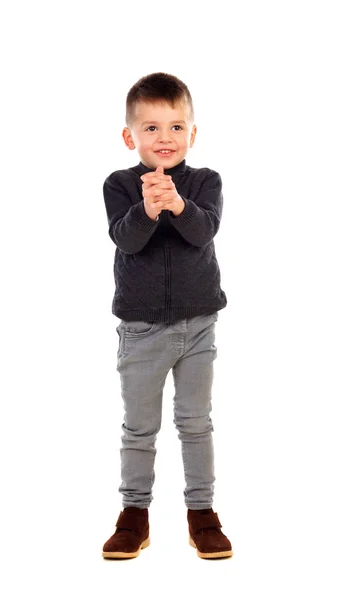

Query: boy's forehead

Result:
[133,99,191,122]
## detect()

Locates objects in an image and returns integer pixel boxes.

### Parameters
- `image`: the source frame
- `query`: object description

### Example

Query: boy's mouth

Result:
[155,150,175,156]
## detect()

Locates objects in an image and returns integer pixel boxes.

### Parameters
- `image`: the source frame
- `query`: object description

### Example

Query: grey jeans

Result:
[116,311,219,510]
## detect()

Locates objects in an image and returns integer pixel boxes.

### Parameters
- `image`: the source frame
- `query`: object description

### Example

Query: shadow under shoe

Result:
[187,508,233,559]
[102,507,150,559]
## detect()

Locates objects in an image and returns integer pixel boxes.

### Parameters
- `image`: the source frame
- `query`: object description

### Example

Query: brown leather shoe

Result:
[102,507,150,559]
[187,508,233,559]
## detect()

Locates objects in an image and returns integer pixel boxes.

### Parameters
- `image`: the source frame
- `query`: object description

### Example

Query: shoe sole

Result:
[102,537,150,559]
[189,536,233,559]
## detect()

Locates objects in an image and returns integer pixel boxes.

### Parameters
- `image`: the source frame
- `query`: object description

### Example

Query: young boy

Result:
[102,72,233,560]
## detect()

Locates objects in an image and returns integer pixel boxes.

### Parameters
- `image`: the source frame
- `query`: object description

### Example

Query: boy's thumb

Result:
[156,165,164,173]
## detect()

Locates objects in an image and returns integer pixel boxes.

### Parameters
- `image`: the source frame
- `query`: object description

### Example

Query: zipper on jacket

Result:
[164,213,171,321]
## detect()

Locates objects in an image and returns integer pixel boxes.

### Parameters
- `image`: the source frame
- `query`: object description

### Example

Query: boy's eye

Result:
[145,125,183,132]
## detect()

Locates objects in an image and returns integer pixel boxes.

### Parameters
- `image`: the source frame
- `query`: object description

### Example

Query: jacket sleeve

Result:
[103,172,159,254]
[168,170,223,247]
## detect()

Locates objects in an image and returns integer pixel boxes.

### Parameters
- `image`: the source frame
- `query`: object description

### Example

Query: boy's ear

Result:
[122,127,135,150]
[190,124,197,148]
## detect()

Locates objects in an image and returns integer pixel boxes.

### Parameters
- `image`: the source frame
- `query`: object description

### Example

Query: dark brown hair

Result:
[125,72,194,126]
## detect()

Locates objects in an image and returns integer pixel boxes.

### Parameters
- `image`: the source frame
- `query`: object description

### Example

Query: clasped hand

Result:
[140,166,184,215]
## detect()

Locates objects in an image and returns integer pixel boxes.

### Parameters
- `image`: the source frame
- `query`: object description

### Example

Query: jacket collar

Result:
[134,159,187,177]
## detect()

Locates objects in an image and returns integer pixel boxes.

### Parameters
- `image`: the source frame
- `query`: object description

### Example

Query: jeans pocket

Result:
[122,321,156,337]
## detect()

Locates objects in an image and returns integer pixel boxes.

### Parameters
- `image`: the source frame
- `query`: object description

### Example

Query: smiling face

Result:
[122,99,197,169]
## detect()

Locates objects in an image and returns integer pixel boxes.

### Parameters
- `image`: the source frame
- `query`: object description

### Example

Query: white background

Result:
[1,1,350,598]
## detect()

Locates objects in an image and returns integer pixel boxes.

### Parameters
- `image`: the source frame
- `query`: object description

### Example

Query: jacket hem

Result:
[112,303,226,323]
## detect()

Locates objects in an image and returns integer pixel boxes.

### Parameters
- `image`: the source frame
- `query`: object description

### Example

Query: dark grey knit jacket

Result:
[103,158,227,323]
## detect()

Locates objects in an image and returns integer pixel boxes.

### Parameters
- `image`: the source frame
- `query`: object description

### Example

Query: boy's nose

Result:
[157,130,172,142]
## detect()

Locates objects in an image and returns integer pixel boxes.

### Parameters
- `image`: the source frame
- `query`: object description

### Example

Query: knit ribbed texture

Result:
[103,160,227,323]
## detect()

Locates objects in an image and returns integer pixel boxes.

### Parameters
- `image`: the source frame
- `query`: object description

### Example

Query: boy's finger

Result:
[147,188,171,198]
[140,173,172,182]
[143,181,173,194]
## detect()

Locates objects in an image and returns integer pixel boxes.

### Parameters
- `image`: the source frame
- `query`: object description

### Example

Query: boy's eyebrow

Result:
[140,120,187,126]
